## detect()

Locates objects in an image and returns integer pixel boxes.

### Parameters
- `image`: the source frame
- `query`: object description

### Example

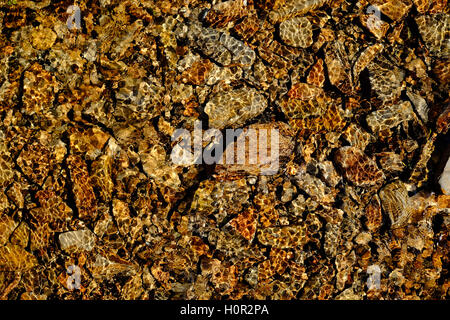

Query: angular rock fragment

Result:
[318,161,342,188]
[139,144,181,189]
[334,147,384,187]
[352,44,384,83]
[258,225,308,249]
[10,222,29,248]
[409,134,436,187]
[375,0,412,22]
[293,164,337,204]
[112,199,132,237]
[360,8,390,39]
[16,142,54,185]
[406,91,429,123]
[279,17,313,48]
[205,87,267,129]
[179,59,214,85]
[269,0,330,23]
[377,152,405,175]
[91,155,114,202]
[365,195,383,231]
[324,223,341,257]
[190,178,250,225]
[366,102,415,134]
[439,156,450,195]
[195,28,232,66]
[88,253,137,280]
[67,155,97,220]
[416,14,450,58]
[288,83,323,100]
[30,26,57,50]
[367,60,405,103]
[325,41,353,94]
[215,122,295,176]
[203,0,248,28]
[343,124,374,151]
[69,127,110,160]
[228,208,258,241]
[0,215,18,246]
[0,0,448,301]
[436,104,450,134]
[0,156,16,189]
[22,63,58,116]
[29,189,72,232]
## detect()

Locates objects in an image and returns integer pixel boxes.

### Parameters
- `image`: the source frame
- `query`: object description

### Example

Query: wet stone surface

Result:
[0,0,448,300]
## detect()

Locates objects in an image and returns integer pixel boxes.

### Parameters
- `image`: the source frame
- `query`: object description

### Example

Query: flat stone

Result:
[439,156,450,195]
[59,229,96,253]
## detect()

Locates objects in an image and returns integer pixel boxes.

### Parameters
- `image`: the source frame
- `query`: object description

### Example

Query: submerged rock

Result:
[439,157,450,195]
[59,229,96,253]
[205,87,267,129]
